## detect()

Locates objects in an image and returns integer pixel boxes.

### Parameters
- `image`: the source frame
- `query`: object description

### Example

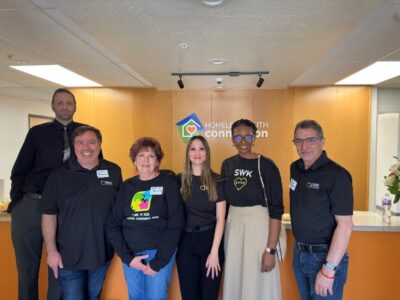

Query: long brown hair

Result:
[181,135,217,202]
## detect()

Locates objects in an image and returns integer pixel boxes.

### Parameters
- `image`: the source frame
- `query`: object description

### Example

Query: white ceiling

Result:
[1,0,400,101]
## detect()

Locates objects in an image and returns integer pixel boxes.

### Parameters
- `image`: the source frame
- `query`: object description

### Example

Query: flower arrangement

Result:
[384,157,400,204]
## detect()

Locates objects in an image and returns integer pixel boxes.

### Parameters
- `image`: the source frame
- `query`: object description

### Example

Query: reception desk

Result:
[1,211,399,300]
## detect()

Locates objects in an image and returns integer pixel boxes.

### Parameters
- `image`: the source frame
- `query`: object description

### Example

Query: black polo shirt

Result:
[41,158,122,270]
[290,151,353,245]
[9,120,86,212]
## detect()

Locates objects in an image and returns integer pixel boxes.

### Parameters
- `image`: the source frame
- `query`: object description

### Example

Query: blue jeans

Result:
[293,244,349,300]
[123,249,176,300]
[58,262,110,300]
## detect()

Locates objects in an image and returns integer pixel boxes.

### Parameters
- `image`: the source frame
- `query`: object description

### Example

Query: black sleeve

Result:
[108,184,135,265]
[330,168,354,215]
[40,171,59,215]
[220,160,227,178]
[115,167,123,191]
[216,177,226,202]
[262,158,284,220]
[9,129,35,211]
[149,178,184,271]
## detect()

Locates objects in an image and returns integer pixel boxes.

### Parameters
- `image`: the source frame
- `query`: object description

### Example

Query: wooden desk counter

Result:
[1,211,399,299]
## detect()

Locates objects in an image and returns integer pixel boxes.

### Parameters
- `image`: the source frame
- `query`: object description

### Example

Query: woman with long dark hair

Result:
[176,135,226,300]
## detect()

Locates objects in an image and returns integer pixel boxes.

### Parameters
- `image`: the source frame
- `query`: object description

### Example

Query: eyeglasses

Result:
[292,137,322,146]
[233,134,255,143]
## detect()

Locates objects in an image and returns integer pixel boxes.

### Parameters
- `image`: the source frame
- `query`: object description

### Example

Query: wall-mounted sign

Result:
[175,113,204,143]
[176,113,269,143]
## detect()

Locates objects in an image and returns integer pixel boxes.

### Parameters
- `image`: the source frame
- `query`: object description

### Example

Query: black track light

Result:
[256,74,264,88]
[171,71,269,88]
[177,75,184,89]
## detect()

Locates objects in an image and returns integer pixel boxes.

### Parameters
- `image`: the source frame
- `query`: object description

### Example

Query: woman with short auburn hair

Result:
[108,137,184,300]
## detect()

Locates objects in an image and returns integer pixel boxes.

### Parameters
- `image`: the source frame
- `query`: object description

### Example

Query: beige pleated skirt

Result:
[223,205,281,300]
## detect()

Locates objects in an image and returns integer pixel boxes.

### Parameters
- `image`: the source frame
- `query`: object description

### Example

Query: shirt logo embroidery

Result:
[306,182,320,190]
[200,185,208,191]
[131,190,152,212]
[234,177,247,191]
[100,180,113,186]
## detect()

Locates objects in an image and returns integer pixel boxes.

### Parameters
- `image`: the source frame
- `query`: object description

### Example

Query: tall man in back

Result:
[9,88,85,300]
[290,120,353,300]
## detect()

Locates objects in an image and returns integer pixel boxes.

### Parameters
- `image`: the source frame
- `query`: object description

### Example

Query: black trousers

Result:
[176,227,224,300]
[11,194,62,300]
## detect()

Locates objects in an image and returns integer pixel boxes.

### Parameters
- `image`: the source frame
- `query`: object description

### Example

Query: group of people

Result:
[8,88,354,300]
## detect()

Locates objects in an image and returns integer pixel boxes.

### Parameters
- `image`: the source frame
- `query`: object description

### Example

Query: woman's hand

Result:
[143,264,158,276]
[129,254,148,271]
[205,251,221,279]
[261,251,276,272]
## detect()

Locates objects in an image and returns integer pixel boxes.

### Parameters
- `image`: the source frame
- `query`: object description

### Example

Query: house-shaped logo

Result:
[176,113,204,143]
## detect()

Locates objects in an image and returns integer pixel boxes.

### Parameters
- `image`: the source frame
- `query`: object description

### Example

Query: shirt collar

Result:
[52,119,75,130]
[68,156,103,172]
[296,150,329,171]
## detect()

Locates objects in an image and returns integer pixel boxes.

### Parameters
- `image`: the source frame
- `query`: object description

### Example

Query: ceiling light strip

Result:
[10,65,102,87]
[336,61,400,85]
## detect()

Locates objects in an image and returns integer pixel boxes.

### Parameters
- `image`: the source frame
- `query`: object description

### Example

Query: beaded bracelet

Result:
[320,269,334,280]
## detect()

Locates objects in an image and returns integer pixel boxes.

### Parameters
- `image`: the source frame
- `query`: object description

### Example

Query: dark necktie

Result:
[63,127,70,162]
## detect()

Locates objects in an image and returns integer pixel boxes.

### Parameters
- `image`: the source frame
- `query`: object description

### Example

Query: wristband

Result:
[325,261,338,271]
[320,269,334,280]
[265,247,276,255]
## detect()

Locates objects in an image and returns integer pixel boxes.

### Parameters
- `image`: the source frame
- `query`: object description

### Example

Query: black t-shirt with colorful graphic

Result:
[220,155,284,220]
[41,158,122,270]
[108,172,184,271]
[178,174,225,228]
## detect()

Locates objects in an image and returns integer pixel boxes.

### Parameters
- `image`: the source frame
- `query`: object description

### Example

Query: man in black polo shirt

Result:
[9,88,85,300]
[290,120,353,300]
[41,125,122,300]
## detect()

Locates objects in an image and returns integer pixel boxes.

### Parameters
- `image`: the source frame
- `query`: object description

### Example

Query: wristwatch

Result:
[325,261,338,271]
[265,247,276,255]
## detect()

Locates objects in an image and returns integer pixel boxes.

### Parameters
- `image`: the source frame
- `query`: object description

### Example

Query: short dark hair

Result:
[130,137,164,168]
[231,119,257,135]
[52,88,76,104]
[72,125,102,143]
[294,120,324,138]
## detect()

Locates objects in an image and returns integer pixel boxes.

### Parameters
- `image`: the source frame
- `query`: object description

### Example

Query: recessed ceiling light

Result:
[335,61,400,85]
[199,0,228,8]
[179,43,189,50]
[10,65,102,87]
[210,58,226,65]
[203,0,224,6]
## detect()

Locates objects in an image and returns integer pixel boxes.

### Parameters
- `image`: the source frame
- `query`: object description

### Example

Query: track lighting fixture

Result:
[171,71,269,89]
[177,75,184,89]
[256,74,265,88]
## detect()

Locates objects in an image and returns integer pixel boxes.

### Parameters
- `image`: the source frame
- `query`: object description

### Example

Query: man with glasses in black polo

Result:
[290,119,353,300]
[9,88,86,300]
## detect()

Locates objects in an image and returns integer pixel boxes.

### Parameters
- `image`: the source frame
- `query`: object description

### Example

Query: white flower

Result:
[384,174,396,186]
[389,163,400,176]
